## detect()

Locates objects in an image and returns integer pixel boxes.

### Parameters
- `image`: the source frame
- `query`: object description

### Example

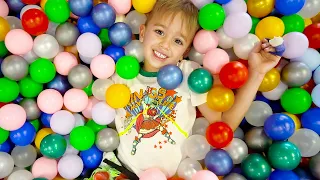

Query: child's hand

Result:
[248,39,282,75]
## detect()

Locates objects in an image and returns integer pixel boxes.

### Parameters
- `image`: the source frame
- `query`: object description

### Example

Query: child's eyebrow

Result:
[154,23,188,41]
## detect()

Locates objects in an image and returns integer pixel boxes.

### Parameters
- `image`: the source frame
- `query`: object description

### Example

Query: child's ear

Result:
[183,46,192,59]
[139,24,146,43]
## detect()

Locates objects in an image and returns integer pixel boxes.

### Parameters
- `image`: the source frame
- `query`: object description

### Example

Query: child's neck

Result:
[142,62,159,73]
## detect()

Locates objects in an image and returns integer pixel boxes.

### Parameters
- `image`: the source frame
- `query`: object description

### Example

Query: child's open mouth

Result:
[153,50,168,61]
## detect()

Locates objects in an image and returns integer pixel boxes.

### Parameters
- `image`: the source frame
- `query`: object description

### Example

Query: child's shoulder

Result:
[179,60,202,74]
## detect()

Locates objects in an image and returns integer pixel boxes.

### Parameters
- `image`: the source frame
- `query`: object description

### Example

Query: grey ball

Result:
[20,98,41,120]
[55,22,80,46]
[1,55,28,81]
[310,153,320,179]
[95,128,120,152]
[244,127,272,152]
[281,62,312,87]
[68,64,93,89]
[224,173,247,180]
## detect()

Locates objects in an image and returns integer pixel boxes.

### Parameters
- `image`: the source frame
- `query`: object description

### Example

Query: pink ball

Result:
[192,170,219,180]
[0,104,26,131]
[64,89,89,112]
[5,29,33,55]
[0,1,9,17]
[82,96,99,119]
[139,168,167,180]
[32,157,58,180]
[37,89,63,114]
[54,52,78,76]
[90,54,115,79]
[193,30,219,54]
[108,0,132,15]
[203,48,230,74]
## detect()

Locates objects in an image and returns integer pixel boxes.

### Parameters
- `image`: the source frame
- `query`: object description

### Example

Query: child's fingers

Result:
[262,38,269,43]
[264,47,276,53]
[262,43,271,49]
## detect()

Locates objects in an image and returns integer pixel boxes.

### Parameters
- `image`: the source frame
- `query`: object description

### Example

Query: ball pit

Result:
[0,0,319,179]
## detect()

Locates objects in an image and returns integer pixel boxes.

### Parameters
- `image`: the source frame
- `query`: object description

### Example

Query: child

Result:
[88,0,281,179]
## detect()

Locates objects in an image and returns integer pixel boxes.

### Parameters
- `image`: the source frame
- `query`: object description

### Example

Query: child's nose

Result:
[159,38,170,50]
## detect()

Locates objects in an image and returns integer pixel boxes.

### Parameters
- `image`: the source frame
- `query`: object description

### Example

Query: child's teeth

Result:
[154,51,167,59]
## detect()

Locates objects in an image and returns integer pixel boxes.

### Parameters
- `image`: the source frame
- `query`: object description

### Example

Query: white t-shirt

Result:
[111,60,207,178]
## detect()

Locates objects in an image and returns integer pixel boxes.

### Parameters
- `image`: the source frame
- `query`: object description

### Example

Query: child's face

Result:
[139,13,196,72]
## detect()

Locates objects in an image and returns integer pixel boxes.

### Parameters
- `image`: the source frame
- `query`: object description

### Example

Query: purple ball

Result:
[108,22,132,47]
[91,3,116,28]
[205,149,233,176]
[46,74,72,95]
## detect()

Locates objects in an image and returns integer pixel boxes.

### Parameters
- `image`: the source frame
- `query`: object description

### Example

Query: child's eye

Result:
[155,30,164,36]
[175,39,183,45]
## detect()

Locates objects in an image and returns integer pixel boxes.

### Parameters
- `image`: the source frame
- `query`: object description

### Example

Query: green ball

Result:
[116,56,140,79]
[199,3,226,30]
[188,68,213,94]
[281,88,312,114]
[19,76,43,98]
[241,153,271,180]
[83,80,93,96]
[250,17,260,34]
[268,141,301,170]
[281,14,305,34]
[0,127,9,144]
[0,77,19,103]
[40,134,67,159]
[85,119,107,134]
[29,119,40,132]
[45,0,70,23]
[33,178,48,180]
[99,29,111,48]
[70,126,95,151]
[0,41,8,58]
[30,58,56,84]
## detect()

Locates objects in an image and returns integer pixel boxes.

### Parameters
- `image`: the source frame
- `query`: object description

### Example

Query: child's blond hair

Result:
[146,0,200,37]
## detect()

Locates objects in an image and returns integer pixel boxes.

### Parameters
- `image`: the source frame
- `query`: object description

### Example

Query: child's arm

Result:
[198,40,282,131]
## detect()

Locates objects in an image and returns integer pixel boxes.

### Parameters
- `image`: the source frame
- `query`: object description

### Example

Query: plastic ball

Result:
[207,86,234,112]
[275,0,305,16]
[219,61,248,89]
[77,16,101,35]
[9,122,36,146]
[44,0,70,23]
[80,145,103,169]
[157,65,183,90]
[40,134,67,159]
[0,78,20,103]
[116,56,140,79]
[108,22,132,47]
[104,44,125,62]
[301,108,320,135]
[91,3,116,28]
[280,88,312,114]
[68,0,93,17]
[255,16,285,40]
[105,84,131,109]
[247,0,274,18]
[22,9,49,36]
[267,141,301,170]
[263,113,295,141]
[199,3,226,30]
[132,0,156,13]
[281,14,305,34]
[259,68,280,92]
[206,122,233,148]
[241,153,271,180]
[188,68,213,94]
[70,126,95,151]
[205,149,233,176]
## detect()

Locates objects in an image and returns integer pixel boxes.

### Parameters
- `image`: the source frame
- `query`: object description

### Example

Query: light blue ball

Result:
[91,3,116,29]
[157,65,183,90]
[108,22,132,47]
[69,0,93,17]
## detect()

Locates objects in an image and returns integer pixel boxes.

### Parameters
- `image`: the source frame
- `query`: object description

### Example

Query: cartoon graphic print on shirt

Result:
[121,86,182,155]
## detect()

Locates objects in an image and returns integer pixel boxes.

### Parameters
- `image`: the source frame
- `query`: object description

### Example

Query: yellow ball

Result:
[304,18,313,27]
[207,86,235,112]
[106,84,131,108]
[247,0,275,18]
[35,128,54,149]
[259,68,280,92]
[132,0,156,13]
[283,112,301,130]
[0,17,10,41]
[255,16,285,40]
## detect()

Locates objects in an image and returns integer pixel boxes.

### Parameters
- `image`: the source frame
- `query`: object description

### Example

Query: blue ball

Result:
[77,16,101,35]
[7,0,25,13]
[301,108,320,135]
[108,22,132,47]
[294,168,314,180]
[0,58,3,77]
[269,100,284,113]
[80,145,103,169]
[157,65,183,90]
[46,74,72,95]
[91,3,116,29]
[10,122,36,146]
[205,149,233,176]
[69,0,93,17]
[270,170,299,180]
[103,45,125,62]
[215,0,232,4]
[264,113,295,141]
[13,95,23,104]
[0,140,13,153]
[256,94,270,104]
[40,112,52,128]
[275,0,305,15]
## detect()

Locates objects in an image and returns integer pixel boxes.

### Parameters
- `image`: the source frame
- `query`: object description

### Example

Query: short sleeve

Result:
[179,60,208,107]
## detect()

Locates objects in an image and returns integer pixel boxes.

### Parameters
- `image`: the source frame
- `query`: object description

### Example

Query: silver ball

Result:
[224,173,247,180]
[68,64,93,89]
[310,153,320,179]
[244,127,272,152]
[95,128,120,152]
[281,62,312,87]
[1,55,28,81]
[19,98,41,120]
[55,22,80,46]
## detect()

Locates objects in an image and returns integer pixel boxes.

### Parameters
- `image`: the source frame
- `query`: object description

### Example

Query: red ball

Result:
[22,9,49,36]
[219,61,249,89]
[237,59,249,68]
[304,23,320,49]
[206,122,233,148]
[22,0,40,4]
